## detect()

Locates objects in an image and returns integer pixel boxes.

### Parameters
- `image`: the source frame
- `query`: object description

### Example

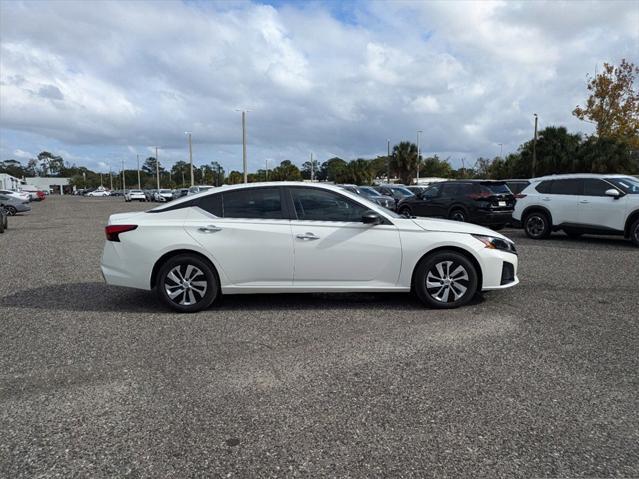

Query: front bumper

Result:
[477,248,519,291]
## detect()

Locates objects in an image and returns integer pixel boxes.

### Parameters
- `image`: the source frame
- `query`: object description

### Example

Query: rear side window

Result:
[535,181,552,194]
[583,179,613,196]
[197,194,223,216]
[291,188,368,222]
[222,188,283,219]
[441,183,460,196]
[550,179,581,195]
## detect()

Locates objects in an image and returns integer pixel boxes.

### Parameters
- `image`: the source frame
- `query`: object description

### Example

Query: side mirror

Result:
[362,211,382,225]
[605,189,622,199]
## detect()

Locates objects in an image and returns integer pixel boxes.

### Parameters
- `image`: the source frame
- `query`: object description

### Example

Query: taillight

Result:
[514,194,527,199]
[105,224,138,241]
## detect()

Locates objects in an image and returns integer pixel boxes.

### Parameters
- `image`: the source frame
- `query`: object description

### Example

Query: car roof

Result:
[530,173,636,181]
[149,181,389,213]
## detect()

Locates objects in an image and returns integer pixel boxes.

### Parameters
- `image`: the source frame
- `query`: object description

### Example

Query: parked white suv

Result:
[513,174,639,246]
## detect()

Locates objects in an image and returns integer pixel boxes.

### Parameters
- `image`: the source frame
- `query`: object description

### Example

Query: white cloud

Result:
[0,0,637,171]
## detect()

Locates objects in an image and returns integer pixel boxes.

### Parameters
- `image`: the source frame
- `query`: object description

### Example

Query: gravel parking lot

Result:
[1,196,638,478]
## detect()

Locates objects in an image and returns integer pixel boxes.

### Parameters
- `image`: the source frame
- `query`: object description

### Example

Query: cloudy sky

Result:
[1,0,637,173]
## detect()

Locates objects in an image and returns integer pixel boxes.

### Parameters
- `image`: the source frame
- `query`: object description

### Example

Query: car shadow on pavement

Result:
[0,282,484,313]
[506,229,636,249]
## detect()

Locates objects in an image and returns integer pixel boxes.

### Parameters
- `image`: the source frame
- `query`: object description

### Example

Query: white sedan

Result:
[101,182,519,312]
[124,189,147,202]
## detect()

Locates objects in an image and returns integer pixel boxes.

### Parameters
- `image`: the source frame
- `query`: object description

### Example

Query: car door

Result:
[579,178,626,232]
[287,187,402,287]
[546,179,581,225]
[415,183,443,217]
[184,187,294,286]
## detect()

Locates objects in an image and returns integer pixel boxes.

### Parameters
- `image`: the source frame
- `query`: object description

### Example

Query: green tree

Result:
[142,157,164,175]
[36,151,64,176]
[270,160,302,181]
[226,170,243,184]
[340,159,374,184]
[577,136,638,174]
[301,158,320,180]
[171,161,190,187]
[573,59,639,149]
[210,161,225,186]
[319,157,348,182]
[420,155,452,178]
[518,126,582,176]
[0,159,26,177]
[390,142,418,185]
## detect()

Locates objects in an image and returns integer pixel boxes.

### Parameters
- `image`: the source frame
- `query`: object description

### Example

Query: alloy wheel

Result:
[164,264,208,306]
[425,260,470,303]
[5,206,17,216]
[450,210,465,222]
[526,215,545,237]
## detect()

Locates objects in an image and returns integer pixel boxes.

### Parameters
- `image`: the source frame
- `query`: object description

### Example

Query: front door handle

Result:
[198,225,222,233]
[296,232,320,241]
[542,197,551,201]
[579,200,589,204]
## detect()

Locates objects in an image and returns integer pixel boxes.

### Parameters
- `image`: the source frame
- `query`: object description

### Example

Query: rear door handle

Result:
[198,225,222,233]
[296,232,320,241]
[579,200,589,204]
[542,197,551,201]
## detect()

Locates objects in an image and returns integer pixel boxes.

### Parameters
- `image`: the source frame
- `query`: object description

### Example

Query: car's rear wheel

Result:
[156,254,218,313]
[414,251,478,309]
[631,219,639,247]
[5,206,17,216]
[524,211,550,239]
[449,209,466,222]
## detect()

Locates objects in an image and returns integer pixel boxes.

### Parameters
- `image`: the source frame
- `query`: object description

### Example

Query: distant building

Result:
[24,177,71,194]
[0,173,22,191]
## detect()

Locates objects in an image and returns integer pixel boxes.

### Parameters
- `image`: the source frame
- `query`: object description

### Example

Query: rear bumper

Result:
[472,210,514,226]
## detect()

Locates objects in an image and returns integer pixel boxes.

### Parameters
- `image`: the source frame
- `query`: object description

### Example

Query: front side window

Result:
[608,177,639,194]
[222,187,283,219]
[422,184,441,198]
[291,188,369,222]
[583,179,614,196]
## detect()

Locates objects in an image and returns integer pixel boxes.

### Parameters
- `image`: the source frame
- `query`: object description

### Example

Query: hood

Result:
[411,217,509,239]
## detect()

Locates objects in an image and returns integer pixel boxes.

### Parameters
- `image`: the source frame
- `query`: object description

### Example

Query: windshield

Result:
[391,187,414,197]
[344,190,400,218]
[608,177,639,194]
[358,187,380,197]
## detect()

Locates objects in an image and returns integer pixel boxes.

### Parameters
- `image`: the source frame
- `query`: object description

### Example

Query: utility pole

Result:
[310,152,314,182]
[532,113,538,178]
[265,159,269,181]
[241,111,247,183]
[181,168,185,187]
[461,158,466,178]
[121,159,126,192]
[109,163,113,190]
[498,143,503,158]
[186,132,194,186]
[100,172,103,187]
[387,139,391,182]
[416,130,423,185]
[155,147,160,190]
[136,154,141,189]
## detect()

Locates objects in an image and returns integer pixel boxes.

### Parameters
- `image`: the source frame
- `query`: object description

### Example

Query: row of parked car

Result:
[340,174,639,246]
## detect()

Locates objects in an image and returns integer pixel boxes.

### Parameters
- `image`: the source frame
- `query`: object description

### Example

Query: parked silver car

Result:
[0,194,31,215]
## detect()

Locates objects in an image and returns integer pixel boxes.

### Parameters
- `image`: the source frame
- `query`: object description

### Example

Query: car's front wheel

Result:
[399,206,412,217]
[449,209,466,222]
[414,251,479,309]
[4,205,17,216]
[156,254,218,312]
[524,211,551,239]
[631,218,639,247]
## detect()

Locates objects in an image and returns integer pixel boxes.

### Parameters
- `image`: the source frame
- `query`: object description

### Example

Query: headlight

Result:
[472,234,517,255]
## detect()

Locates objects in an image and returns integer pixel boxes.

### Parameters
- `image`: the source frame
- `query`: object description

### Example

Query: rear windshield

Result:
[480,182,511,194]
[358,187,379,197]
[391,187,414,197]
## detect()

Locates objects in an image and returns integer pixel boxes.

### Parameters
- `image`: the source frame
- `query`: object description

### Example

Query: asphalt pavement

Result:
[1,196,637,478]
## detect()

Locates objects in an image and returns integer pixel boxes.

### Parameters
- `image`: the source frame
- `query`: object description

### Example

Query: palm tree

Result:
[391,142,418,184]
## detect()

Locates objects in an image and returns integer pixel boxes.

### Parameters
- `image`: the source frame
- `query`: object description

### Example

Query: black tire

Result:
[523,211,551,239]
[491,225,505,231]
[449,209,466,222]
[414,251,479,309]
[156,254,218,313]
[631,218,639,247]
[5,205,17,216]
[399,206,412,217]
[563,228,583,239]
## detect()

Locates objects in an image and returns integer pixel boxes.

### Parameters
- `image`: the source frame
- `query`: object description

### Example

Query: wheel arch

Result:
[624,210,639,238]
[150,249,221,290]
[411,246,483,291]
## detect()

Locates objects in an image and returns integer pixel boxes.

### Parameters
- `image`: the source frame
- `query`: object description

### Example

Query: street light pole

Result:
[241,111,247,183]
[265,159,269,181]
[532,113,538,178]
[387,139,391,182]
[498,143,503,158]
[310,152,314,182]
[137,154,141,189]
[121,159,126,192]
[155,147,160,190]
[109,163,113,190]
[416,130,423,185]
[186,132,194,186]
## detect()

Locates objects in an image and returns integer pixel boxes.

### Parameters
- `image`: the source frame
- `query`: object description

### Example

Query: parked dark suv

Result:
[396,180,515,228]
